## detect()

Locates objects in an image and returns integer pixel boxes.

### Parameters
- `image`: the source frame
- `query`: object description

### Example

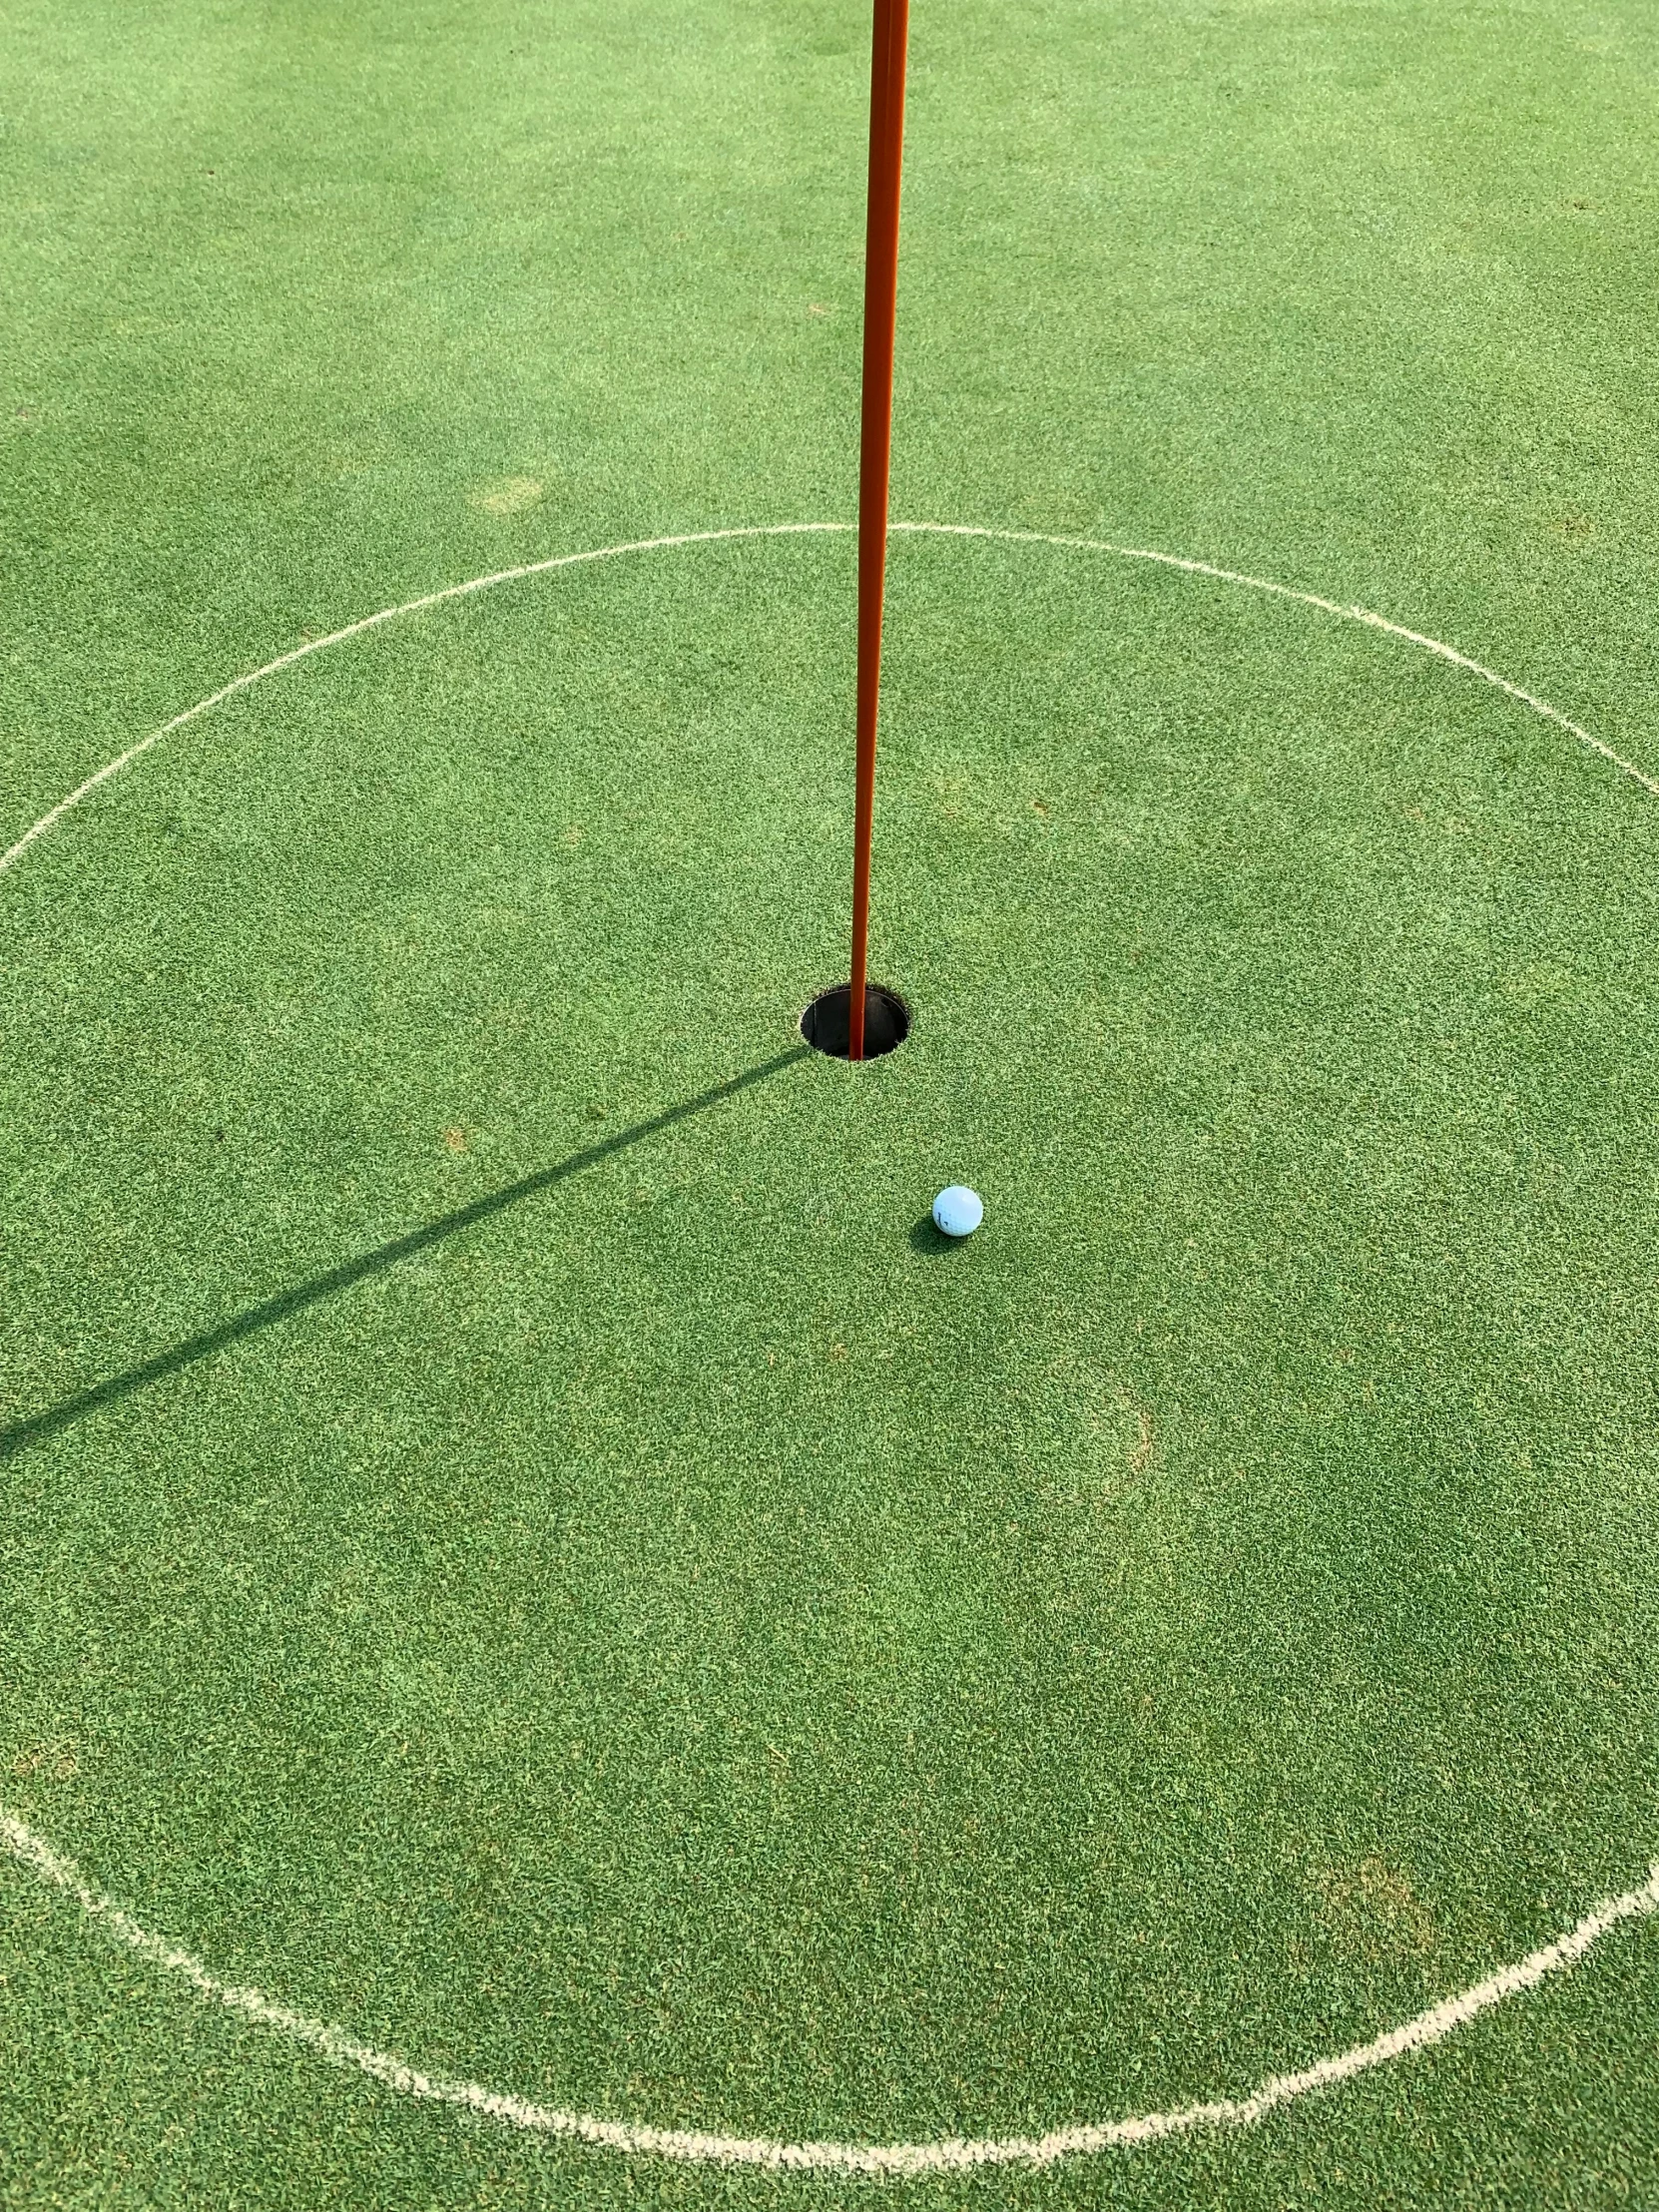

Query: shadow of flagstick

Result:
[0,1044,812,1463]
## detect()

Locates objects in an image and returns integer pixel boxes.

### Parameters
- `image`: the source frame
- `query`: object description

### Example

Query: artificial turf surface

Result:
[6,1,1659,2205]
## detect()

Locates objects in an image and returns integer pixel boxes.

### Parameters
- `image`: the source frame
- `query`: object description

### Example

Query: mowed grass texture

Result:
[5,6,1659,2211]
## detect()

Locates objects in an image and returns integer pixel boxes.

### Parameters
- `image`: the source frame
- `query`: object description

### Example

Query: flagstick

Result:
[847,0,910,1062]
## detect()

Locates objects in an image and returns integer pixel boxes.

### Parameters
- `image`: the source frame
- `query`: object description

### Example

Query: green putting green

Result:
[6,4,1659,2208]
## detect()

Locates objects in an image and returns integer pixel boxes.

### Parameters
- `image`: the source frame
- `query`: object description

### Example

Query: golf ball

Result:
[932,1185,983,1238]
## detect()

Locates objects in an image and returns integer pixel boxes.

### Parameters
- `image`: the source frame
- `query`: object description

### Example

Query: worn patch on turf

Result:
[468,475,544,516]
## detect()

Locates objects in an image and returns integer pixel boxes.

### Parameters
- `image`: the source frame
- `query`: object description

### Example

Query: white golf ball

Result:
[932,1185,983,1238]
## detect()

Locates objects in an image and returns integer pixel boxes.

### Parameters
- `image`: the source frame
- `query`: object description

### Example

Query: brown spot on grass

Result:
[1034,1358,1160,1500]
[1554,511,1596,541]
[1119,1389,1155,1474]
[1316,1858,1436,1959]
[469,476,544,518]
[443,1127,468,1153]
[12,1741,78,1781]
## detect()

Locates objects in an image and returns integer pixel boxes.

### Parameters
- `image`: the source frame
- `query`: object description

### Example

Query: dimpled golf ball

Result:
[932,1185,983,1238]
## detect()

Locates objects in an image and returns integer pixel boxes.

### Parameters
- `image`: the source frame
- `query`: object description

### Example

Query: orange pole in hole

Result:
[847,0,910,1062]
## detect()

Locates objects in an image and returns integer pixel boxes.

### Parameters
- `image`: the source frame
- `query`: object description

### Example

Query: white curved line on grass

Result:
[892,524,1659,800]
[6,520,1657,2171]
[2,519,1653,882]
[3,1809,1655,2174]
[0,525,845,878]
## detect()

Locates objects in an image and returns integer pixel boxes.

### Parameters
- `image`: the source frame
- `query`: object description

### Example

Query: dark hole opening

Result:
[800,983,911,1060]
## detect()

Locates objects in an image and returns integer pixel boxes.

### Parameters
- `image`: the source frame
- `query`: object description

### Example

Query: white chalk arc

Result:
[3,1811,1657,2175]
[2,519,1655,882]
[4,520,1656,2171]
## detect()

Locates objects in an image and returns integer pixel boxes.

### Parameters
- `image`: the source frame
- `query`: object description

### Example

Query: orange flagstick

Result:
[847,0,910,1062]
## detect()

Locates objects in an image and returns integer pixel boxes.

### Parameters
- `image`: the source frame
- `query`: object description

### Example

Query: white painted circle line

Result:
[2,1810,1656,2175]
[2,517,1654,880]
[6,519,1657,2171]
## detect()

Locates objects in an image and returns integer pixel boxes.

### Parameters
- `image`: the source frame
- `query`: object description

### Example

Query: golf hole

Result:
[800,982,911,1059]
